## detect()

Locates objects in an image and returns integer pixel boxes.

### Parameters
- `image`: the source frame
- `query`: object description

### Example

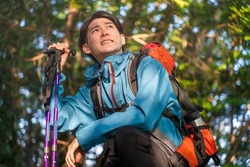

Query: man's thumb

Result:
[75,148,84,163]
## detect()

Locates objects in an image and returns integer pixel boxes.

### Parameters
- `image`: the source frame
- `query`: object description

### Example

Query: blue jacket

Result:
[48,51,183,151]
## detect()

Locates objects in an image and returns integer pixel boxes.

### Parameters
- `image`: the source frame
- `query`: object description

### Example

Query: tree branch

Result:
[127,33,160,45]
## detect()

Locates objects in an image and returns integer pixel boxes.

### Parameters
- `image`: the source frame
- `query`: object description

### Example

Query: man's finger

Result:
[66,149,76,167]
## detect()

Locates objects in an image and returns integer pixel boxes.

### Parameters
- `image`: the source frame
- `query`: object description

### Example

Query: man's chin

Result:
[102,48,122,56]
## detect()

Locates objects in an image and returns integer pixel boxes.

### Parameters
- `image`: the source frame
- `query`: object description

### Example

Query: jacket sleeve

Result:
[75,57,182,151]
[48,73,97,132]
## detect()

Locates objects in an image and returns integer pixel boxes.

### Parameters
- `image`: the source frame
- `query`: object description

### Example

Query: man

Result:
[47,10,185,167]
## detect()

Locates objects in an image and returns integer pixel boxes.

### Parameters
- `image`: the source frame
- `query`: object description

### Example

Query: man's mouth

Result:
[101,40,113,45]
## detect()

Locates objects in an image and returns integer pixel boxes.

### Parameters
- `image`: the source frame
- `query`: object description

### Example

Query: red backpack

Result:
[91,42,220,167]
[142,42,176,75]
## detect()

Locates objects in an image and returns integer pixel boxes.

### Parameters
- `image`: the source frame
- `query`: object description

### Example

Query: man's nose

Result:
[101,28,109,36]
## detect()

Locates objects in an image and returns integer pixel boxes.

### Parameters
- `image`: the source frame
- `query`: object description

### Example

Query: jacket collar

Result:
[84,51,131,81]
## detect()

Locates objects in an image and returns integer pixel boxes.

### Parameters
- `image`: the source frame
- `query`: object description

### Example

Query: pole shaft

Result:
[44,110,50,167]
[52,73,59,167]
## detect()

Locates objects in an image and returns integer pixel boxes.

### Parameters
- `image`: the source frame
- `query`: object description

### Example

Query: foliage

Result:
[0,0,249,166]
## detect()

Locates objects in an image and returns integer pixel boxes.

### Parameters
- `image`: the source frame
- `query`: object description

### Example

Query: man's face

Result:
[82,18,126,63]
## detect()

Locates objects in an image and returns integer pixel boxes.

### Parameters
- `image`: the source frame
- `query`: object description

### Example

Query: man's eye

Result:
[107,25,114,29]
[91,28,99,33]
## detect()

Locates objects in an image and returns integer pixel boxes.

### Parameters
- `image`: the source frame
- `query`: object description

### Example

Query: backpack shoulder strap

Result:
[128,50,149,95]
[90,77,105,119]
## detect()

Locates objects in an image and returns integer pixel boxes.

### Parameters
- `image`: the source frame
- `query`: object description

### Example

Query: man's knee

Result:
[114,126,137,146]
[114,126,151,152]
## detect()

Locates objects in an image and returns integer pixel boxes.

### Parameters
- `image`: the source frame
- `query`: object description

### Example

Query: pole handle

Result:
[43,47,76,57]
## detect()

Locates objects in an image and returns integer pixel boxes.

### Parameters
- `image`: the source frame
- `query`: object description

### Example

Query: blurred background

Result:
[0,0,249,166]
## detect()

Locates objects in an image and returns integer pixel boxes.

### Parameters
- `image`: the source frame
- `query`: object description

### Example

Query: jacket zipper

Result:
[107,62,119,108]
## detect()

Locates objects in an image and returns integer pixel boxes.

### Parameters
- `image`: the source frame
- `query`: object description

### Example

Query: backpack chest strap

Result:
[91,52,146,119]
[90,74,134,118]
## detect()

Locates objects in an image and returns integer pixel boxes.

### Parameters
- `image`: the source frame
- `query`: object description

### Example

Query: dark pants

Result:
[102,126,180,167]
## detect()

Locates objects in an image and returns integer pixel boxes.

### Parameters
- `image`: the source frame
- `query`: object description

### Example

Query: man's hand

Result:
[48,43,71,70]
[65,138,84,167]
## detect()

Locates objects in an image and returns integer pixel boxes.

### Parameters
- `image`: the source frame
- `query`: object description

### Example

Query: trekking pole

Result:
[43,48,61,167]
[51,50,61,167]
[42,48,75,167]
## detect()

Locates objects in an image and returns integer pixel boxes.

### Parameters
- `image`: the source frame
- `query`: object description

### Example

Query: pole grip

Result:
[43,47,76,57]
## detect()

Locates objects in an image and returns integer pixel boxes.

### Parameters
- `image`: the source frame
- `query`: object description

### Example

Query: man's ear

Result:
[82,44,91,54]
[121,34,126,45]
